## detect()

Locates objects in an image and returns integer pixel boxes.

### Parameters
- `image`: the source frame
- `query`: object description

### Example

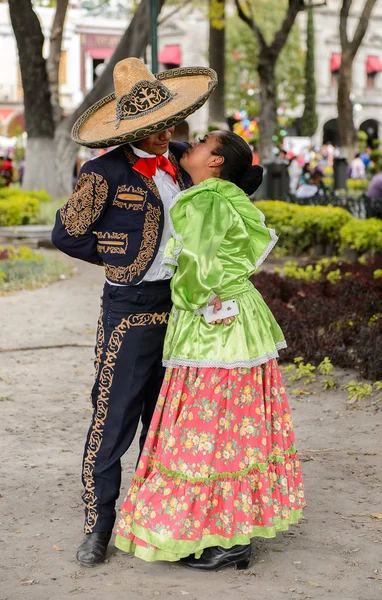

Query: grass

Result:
[0,254,73,294]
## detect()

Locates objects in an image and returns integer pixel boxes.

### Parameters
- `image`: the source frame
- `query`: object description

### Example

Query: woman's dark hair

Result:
[212,131,263,195]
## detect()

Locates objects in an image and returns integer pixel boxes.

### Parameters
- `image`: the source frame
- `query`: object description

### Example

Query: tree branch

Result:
[350,0,377,55]
[339,0,352,48]
[234,0,267,50]
[46,0,69,126]
[271,0,305,58]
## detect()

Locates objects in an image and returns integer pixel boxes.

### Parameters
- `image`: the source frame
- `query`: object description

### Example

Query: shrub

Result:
[252,257,382,379]
[0,195,40,226]
[0,244,71,293]
[255,201,352,254]
[0,187,51,203]
[339,218,382,253]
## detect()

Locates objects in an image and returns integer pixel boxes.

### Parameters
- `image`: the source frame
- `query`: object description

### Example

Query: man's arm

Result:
[51,160,109,264]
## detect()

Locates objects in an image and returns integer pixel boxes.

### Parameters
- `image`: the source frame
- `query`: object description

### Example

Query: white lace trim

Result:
[254,207,279,271]
[162,341,287,369]
[160,188,189,271]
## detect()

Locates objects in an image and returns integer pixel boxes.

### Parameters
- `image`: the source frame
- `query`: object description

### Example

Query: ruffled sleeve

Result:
[170,191,232,311]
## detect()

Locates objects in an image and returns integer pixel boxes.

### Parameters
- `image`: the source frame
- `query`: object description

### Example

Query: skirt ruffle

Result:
[115,360,305,562]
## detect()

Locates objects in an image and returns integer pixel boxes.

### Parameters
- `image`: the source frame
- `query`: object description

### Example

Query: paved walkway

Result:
[0,253,381,600]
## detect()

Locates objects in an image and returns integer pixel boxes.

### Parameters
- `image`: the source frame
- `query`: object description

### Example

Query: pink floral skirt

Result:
[115,359,305,562]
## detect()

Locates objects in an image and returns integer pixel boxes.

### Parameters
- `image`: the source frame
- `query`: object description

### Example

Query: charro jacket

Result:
[51,142,191,285]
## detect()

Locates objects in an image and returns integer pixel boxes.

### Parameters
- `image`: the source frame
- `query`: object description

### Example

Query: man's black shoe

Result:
[76,531,112,567]
[180,544,251,571]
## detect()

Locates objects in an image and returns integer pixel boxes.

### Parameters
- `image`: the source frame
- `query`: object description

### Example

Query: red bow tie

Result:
[133,155,177,183]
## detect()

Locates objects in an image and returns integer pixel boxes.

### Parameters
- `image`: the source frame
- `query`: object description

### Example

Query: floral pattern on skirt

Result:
[115,359,305,562]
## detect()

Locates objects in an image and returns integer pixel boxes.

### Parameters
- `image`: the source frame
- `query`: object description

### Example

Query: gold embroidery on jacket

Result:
[104,202,161,283]
[82,311,169,532]
[95,231,129,254]
[113,185,147,211]
[60,172,108,237]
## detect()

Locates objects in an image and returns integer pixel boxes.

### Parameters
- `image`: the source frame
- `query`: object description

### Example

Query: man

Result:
[295,168,325,202]
[52,58,217,567]
[350,153,366,179]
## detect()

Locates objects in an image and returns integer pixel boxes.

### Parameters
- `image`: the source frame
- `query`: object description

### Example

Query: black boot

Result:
[76,531,112,567]
[180,544,251,571]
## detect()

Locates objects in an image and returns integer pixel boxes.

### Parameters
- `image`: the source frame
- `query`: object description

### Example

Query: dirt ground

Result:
[0,252,381,600]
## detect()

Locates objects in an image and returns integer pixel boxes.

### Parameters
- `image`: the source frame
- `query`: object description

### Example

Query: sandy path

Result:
[0,253,381,600]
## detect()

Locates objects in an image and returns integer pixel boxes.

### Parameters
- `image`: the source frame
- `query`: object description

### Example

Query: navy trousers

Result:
[82,280,172,533]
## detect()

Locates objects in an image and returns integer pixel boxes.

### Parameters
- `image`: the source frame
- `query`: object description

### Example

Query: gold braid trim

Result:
[83,311,169,532]
[60,172,108,237]
[104,202,161,284]
[93,308,104,382]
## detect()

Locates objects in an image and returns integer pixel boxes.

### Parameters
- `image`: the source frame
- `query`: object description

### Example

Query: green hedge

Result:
[0,188,53,227]
[255,200,353,254]
[0,196,40,226]
[339,218,382,253]
[0,188,51,203]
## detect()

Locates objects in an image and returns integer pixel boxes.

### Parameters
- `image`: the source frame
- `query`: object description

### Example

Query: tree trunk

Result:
[337,54,356,159]
[337,0,378,158]
[8,0,60,196]
[55,0,167,196]
[208,0,226,127]
[46,0,69,127]
[258,56,277,162]
[301,7,318,138]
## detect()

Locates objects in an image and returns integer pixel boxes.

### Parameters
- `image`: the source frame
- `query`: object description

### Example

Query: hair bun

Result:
[236,165,263,195]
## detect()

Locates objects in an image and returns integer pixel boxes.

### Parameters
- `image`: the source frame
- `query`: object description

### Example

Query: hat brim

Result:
[72,67,218,148]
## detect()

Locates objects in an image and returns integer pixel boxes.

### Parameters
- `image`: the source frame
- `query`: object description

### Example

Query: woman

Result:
[115,131,305,570]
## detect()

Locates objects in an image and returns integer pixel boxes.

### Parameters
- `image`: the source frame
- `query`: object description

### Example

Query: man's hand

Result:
[208,296,235,325]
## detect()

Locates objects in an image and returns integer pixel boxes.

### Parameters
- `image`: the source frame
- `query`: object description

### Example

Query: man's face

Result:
[133,127,175,155]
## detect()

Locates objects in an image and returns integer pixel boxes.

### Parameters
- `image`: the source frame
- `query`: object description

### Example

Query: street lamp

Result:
[149,0,158,73]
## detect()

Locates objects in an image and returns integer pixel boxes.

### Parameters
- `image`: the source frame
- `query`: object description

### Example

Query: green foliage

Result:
[225,3,304,115]
[284,357,317,384]
[0,196,40,226]
[0,188,54,226]
[255,201,352,254]
[374,269,382,279]
[36,199,63,225]
[346,178,369,193]
[0,244,71,293]
[358,130,368,153]
[318,357,335,375]
[301,8,318,137]
[339,218,382,254]
[343,381,373,404]
[322,378,337,390]
[0,188,52,203]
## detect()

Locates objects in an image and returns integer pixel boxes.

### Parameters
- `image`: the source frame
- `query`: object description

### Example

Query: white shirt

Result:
[106,144,181,286]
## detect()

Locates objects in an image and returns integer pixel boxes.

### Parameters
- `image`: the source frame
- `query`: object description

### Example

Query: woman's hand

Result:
[208,296,235,325]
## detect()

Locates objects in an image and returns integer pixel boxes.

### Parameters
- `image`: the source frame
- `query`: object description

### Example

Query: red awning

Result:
[87,48,115,60]
[158,45,181,66]
[0,108,15,121]
[330,53,341,72]
[367,55,382,74]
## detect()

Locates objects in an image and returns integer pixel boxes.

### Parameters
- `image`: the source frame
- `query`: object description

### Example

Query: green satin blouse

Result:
[162,178,286,368]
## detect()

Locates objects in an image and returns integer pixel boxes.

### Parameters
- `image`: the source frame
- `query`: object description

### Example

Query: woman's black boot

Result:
[180,544,251,571]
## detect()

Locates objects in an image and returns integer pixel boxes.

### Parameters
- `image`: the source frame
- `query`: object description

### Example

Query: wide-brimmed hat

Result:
[71,58,218,148]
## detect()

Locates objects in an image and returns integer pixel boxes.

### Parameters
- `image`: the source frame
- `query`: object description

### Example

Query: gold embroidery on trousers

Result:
[113,185,147,211]
[60,172,108,237]
[104,202,161,284]
[95,231,129,254]
[94,308,104,382]
[82,311,169,532]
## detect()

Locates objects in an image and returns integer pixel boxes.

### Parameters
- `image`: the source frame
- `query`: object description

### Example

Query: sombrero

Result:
[71,58,218,148]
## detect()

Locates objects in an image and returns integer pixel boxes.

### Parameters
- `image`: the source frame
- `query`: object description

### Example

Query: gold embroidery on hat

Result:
[95,231,129,254]
[113,185,148,211]
[60,172,108,237]
[118,80,174,120]
[104,202,160,283]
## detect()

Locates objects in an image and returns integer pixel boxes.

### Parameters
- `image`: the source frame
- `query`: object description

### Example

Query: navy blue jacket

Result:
[51,142,192,285]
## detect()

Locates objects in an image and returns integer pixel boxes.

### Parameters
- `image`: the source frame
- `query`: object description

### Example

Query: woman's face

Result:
[180,132,223,179]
